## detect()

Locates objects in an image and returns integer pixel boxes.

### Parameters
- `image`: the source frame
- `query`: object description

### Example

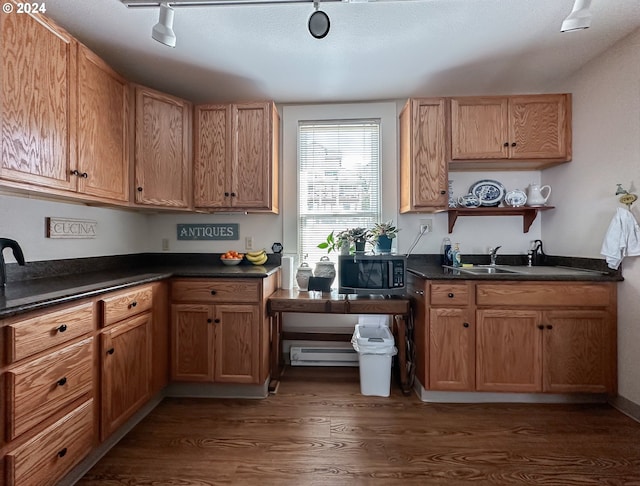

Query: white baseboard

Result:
[609,394,640,423]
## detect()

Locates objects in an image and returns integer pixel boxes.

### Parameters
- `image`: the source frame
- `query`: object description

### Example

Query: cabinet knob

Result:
[130,301,137,308]
[57,448,68,458]
[107,347,115,355]
[57,377,67,386]
[137,187,143,192]
[538,324,544,330]
[207,318,212,323]
[224,192,230,197]
[511,142,516,147]
[230,192,236,197]
[440,190,446,195]
[546,325,553,330]
[57,324,68,333]
[210,290,217,295]
[463,322,469,328]
[503,142,509,147]
[448,293,454,298]
[414,289,424,296]
[214,318,221,324]
[70,169,79,176]
[81,172,88,178]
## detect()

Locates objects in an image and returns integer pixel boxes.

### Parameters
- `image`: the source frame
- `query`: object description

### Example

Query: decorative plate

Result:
[504,189,527,207]
[469,180,506,207]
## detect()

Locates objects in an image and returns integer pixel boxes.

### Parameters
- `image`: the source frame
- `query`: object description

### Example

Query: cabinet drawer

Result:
[476,283,612,307]
[7,338,93,440]
[431,283,470,306]
[100,285,153,326]
[5,399,94,486]
[5,302,94,363]
[172,279,260,303]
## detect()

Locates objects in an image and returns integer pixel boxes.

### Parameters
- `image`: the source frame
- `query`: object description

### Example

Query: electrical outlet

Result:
[245,236,253,251]
[161,238,170,251]
[420,219,433,233]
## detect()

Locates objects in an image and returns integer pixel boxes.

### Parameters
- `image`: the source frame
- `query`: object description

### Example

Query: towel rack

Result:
[615,184,637,209]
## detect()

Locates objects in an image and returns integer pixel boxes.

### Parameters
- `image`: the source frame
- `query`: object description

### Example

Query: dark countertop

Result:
[0,262,280,319]
[0,252,622,320]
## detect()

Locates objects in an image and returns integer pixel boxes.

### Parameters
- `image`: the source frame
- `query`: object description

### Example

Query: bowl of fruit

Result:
[220,250,244,265]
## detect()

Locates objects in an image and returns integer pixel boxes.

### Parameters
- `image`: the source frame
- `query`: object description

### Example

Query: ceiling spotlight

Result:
[308,2,330,39]
[152,2,176,47]
[561,0,592,33]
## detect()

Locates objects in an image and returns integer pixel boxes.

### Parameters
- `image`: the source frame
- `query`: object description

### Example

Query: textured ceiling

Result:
[43,0,640,104]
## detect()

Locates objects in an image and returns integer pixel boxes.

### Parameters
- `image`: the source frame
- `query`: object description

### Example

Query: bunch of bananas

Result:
[245,249,268,265]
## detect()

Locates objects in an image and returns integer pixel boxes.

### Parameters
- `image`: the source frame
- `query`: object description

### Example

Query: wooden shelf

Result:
[447,206,555,233]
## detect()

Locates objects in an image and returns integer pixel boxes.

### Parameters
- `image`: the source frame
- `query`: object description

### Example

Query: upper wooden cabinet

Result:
[450,94,572,170]
[133,85,192,209]
[194,102,279,212]
[399,98,449,213]
[0,8,77,192]
[76,45,129,203]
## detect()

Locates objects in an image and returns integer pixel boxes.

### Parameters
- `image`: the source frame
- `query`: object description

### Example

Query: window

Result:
[298,119,381,266]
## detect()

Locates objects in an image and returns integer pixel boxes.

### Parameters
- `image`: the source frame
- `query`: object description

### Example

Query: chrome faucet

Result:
[489,246,501,266]
[0,238,26,288]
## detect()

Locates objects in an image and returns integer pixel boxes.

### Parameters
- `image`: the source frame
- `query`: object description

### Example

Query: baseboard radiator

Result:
[290,346,358,367]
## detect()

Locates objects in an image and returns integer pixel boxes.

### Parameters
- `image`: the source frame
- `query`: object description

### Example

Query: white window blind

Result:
[298,119,381,266]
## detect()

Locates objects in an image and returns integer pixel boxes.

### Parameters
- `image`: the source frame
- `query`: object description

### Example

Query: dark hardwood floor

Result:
[78,367,640,485]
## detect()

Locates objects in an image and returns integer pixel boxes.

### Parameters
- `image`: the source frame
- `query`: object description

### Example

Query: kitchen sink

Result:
[442,264,609,276]
[442,265,521,274]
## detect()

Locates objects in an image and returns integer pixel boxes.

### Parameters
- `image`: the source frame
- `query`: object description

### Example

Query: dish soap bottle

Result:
[452,243,462,268]
[442,237,452,266]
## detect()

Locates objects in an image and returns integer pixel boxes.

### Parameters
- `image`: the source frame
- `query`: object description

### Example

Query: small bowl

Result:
[221,257,242,266]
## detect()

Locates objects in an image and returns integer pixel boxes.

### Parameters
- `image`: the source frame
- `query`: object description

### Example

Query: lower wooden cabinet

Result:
[171,303,260,384]
[410,278,616,395]
[5,399,94,486]
[100,312,152,440]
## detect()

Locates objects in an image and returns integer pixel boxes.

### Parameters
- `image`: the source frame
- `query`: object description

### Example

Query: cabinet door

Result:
[476,309,542,392]
[194,104,231,208]
[232,102,277,210]
[509,94,570,160]
[134,86,191,208]
[399,98,448,212]
[0,9,77,191]
[214,304,260,384]
[450,97,508,160]
[77,45,129,202]
[408,275,427,387]
[542,310,611,393]
[171,304,214,382]
[100,312,151,440]
[429,308,475,391]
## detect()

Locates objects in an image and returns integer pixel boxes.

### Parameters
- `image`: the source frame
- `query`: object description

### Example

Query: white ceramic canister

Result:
[314,256,336,284]
[295,262,313,291]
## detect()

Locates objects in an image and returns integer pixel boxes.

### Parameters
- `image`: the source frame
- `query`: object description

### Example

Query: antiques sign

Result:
[46,217,97,239]
[177,224,239,240]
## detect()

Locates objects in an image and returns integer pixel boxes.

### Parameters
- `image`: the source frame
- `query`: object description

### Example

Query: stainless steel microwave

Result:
[338,254,406,295]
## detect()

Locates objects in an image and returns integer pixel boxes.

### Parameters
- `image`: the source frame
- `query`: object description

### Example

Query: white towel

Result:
[600,207,640,269]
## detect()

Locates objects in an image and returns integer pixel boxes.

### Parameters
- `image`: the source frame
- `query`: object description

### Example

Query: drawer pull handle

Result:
[538,325,544,330]
[214,318,221,324]
[58,447,68,458]
[210,290,217,295]
[81,172,88,178]
[511,142,517,147]
[448,293,454,298]
[503,142,509,147]
[70,169,79,176]
[546,325,553,330]
[130,301,137,308]
[57,377,67,386]
[57,324,68,333]
[463,322,469,328]
[107,347,115,355]
[207,318,212,323]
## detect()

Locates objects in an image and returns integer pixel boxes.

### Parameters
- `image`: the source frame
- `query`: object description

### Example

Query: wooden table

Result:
[267,289,413,395]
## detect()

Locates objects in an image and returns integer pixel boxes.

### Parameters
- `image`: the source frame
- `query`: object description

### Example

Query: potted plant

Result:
[345,227,370,253]
[317,230,351,254]
[370,221,399,253]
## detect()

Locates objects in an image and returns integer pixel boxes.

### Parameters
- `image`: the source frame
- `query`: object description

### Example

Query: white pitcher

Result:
[526,183,551,206]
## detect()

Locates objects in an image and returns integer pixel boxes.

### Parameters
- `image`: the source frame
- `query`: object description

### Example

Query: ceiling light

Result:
[152,2,176,47]
[561,0,592,33]
[308,2,330,39]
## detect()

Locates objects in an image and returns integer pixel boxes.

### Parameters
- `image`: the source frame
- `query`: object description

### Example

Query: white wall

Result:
[0,193,150,263]
[545,28,640,405]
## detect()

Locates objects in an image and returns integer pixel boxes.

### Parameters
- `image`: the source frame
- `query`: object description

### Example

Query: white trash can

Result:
[351,323,397,397]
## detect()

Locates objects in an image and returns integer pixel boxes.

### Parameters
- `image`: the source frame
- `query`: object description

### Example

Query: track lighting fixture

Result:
[152,2,177,47]
[561,0,592,33]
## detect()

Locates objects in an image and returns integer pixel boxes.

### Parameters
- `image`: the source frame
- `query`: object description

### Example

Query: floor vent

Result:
[290,346,358,367]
